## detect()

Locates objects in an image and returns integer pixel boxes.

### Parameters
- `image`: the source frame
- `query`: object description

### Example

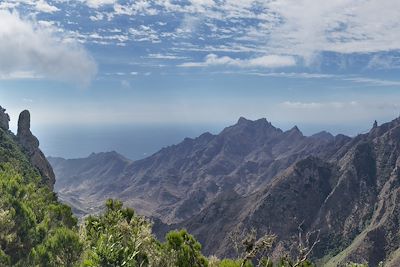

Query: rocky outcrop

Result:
[0,106,10,130]
[17,110,55,189]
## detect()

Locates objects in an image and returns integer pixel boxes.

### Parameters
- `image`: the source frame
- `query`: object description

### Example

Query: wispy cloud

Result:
[281,101,359,110]
[265,0,400,61]
[0,0,59,13]
[343,77,400,87]
[276,99,400,127]
[0,71,42,80]
[180,54,296,68]
[245,72,336,79]
[83,0,116,9]
[217,71,400,87]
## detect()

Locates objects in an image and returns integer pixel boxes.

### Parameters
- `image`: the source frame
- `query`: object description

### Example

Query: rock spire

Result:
[0,106,10,130]
[17,110,55,189]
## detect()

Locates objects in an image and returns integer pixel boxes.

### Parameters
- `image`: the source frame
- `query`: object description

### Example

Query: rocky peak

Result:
[236,117,273,127]
[0,106,10,130]
[237,116,251,125]
[311,131,334,142]
[285,125,303,138]
[232,117,280,135]
[18,110,31,133]
[17,110,55,189]
[18,110,39,150]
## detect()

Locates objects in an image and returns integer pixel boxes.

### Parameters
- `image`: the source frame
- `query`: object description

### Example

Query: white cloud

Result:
[168,0,400,68]
[6,0,400,71]
[129,25,160,43]
[89,12,104,21]
[281,101,359,110]
[276,99,400,127]
[83,0,116,9]
[247,72,336,79]
[0,1,19,10]
[344,77,400,87]
[0,71,41,80]
[367,54,400,70]
[147,53,188,60]
[265,0,400,62]
[0,0,59,13]
[0,10,97,85]
[113,1,158,16]
[34,0,59,13]
[180,53,296,68]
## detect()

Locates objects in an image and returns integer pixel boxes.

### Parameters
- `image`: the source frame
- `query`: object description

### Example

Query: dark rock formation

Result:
[0,106,10,130]
[17,110,55,189]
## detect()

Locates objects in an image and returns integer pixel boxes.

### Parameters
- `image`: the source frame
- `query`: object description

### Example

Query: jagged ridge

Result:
[50,116,400,266]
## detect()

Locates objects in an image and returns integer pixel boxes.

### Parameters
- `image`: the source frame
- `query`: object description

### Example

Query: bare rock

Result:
[0,106,10,130]
[17,110,55,189]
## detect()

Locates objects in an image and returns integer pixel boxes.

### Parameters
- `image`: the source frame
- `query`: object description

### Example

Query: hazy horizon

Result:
[23,117,387,160]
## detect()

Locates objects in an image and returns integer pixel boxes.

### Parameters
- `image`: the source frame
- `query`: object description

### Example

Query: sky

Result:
[1,0,400,158]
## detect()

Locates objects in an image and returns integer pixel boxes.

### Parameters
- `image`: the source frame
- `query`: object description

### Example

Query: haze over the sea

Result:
[30,119,379,160]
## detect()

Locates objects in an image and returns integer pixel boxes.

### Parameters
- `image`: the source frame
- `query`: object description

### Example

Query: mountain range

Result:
[49,117,400,266]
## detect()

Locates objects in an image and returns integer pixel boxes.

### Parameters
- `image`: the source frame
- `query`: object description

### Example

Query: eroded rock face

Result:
[0,106,10,130]
[18,110,39,149]
[17,110,55,189]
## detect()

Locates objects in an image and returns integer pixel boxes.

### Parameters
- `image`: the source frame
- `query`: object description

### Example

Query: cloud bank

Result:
[0,10,97,85]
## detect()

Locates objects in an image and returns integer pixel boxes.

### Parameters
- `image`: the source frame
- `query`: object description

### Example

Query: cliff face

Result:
[0,106,10,130]
[17,110,55,189]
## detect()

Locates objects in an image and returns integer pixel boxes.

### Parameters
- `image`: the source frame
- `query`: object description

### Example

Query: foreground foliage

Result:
[0,128,81,266]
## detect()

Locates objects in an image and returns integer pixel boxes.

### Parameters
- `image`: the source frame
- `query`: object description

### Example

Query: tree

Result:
[165,229,208,267]
[81,199,163,267]
[31,227,82,267]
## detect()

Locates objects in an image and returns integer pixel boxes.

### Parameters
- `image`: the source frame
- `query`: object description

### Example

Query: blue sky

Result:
[1,0,400,143]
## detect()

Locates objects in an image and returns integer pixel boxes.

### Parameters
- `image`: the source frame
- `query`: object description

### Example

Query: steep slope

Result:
[52,117,350,222]
[51,115,400,265]
[0,106,80,265]
[49,152,132,216]
[178,118,400,266]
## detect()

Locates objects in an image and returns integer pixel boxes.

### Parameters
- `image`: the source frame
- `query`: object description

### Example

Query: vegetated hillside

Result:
[50,117,350,222]
[0,106,80,266]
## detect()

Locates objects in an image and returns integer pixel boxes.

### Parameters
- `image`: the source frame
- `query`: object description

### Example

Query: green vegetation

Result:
[0,127,372,266]
[0,127,81,266]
